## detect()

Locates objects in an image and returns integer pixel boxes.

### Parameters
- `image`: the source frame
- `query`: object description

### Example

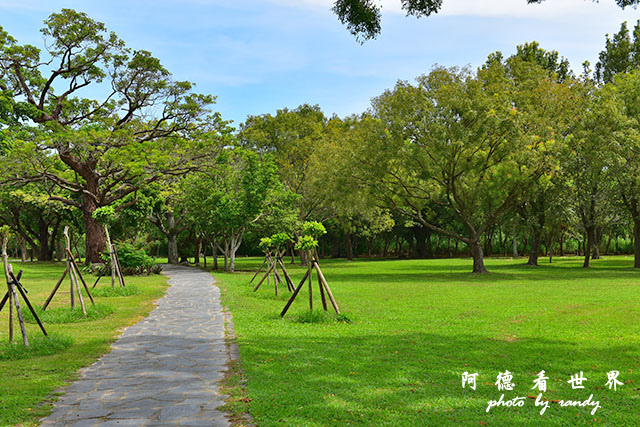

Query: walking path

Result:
[40,265,231,426]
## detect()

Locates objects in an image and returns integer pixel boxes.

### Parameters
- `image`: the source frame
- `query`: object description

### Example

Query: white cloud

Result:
[269,0,639,21]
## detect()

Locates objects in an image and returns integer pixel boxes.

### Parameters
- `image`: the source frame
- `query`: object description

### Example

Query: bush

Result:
[0,333,74,360]
[101,242,161,276]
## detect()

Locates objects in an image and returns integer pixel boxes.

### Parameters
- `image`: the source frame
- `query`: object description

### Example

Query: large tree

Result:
[0,9,221,262]
[337,58,571,272]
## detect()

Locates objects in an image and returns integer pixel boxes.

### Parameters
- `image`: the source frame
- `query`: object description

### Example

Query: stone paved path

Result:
[40,265,230,426]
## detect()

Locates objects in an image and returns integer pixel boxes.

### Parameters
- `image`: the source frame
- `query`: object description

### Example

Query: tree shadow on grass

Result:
[240,331,640,426]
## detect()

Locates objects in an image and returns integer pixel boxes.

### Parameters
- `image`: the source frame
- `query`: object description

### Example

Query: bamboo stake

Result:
[42,265,68,310]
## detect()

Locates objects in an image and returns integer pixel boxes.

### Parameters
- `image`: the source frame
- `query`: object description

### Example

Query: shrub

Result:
[101,242,161,276]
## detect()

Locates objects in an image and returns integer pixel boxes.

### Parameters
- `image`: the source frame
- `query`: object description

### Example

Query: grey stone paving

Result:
[40,265,231,426]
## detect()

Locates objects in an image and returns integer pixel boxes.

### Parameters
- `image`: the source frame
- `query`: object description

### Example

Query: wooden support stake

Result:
[0,292,8,312]
[3,235,14,342]
[67,249,94,305]
[7,265,28,346]
[92,271,103,289]
[250,257,268,283]
[11,271,47,336]
[42,265,68,310]
[316,265,328,311]
[69,260,87,316]
[253,262,275,292]
[113,245,126,287]
[307,253,313,311]
[314,262,340,314]
[280,269,310,317]
[277,258,295,292]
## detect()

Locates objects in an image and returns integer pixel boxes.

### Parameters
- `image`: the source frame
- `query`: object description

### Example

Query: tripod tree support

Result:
[280,222,339,318]
[92,207,125,289]
[0,227,47,345]
[42,226,95,315]
[253,235,296,295]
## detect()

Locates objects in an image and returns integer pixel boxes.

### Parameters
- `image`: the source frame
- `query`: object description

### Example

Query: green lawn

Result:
[0,261,168,426]
[216,256,640,426]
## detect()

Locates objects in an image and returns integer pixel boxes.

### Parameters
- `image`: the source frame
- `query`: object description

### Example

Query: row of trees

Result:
[2,10,640,274]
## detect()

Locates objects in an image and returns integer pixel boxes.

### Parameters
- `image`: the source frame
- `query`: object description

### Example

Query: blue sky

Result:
[1,0,639,127]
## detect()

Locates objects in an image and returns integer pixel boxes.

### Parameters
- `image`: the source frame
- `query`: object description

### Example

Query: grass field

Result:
[215,256,640,426]
[0,261,168,426]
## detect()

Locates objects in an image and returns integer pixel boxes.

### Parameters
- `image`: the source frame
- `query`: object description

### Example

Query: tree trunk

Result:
[560,231,565,257]
[470,241,488,273]
[82,195,106,264]
[167,232,179,264]
[527,229,540,266]
[18,236,27,262]
[412,225,431,258]
[37,217,53,261]
[212,242,219,270]
[634,220,640,268]
[512,231,518,258]
[346,234,354,261]
[194,235,202,266]
[583,229,593,268]
[591,227,601,260]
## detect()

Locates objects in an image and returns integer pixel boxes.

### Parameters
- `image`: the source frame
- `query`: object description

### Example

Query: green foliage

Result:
[302,221,326,238]
[295,235,318,251]
[23,303,114,324]
[595,20,640,83]
[0,334,74,360]
[270,233,292,249]
[332,1,640,42]
[92,206,116,225]
[102,242,158,275]
[258,237,273,251]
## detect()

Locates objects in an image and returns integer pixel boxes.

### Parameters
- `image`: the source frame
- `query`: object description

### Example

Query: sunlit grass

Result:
[216,255,640,426]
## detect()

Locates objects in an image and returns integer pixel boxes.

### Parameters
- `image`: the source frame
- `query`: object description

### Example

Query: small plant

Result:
[0,334,73,360]
[23,303,114,324]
